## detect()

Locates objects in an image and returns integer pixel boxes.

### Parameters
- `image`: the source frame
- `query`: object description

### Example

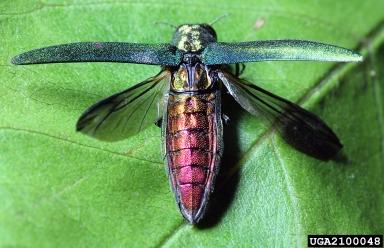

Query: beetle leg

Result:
[234,63,246,77]
[222,114,230,125]
[155,117,163,127]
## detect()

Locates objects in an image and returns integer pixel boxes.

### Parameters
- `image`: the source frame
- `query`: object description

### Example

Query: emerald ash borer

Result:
[12,23,362,224]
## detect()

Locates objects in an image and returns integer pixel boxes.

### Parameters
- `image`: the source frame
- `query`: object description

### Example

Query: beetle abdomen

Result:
[165,92,222,223]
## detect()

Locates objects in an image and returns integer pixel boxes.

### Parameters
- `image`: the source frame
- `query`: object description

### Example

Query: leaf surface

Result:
[1,1,383,247]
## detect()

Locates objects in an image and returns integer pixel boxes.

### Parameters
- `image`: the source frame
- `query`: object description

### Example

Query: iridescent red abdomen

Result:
[165,91,222,223]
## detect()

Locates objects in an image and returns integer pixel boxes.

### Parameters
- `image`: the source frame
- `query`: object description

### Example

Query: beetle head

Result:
[172,24,217,52]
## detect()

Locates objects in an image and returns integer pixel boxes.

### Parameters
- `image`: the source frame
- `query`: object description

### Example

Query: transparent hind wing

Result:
[218,70,342,160]
[77,70,170,141]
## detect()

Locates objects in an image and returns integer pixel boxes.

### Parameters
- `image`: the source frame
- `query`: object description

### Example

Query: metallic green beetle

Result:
[12,23,362,224]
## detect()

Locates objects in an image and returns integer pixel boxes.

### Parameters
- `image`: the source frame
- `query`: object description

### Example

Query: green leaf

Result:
[1,1,383,247]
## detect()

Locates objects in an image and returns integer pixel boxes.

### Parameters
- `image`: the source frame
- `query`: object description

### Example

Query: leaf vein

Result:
[0,126,162,165]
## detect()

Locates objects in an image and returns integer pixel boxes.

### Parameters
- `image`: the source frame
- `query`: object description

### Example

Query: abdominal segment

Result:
[165,91,222,223]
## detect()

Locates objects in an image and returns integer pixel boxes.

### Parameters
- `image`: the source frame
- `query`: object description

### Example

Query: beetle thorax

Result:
[171,63,212,92]
[172,24,217,52]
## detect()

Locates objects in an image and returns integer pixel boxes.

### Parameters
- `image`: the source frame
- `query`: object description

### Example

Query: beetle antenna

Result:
[154,21,177,29]
[210,13,229,26]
